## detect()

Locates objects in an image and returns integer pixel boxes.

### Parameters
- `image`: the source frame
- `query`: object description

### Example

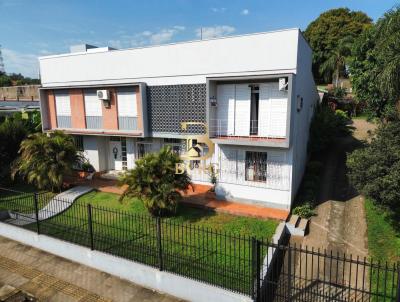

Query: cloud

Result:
[2,48,39,78]
[111,26,186,48]
[196,26,236,39]
[241,9,249,15]
[211,7,226,13]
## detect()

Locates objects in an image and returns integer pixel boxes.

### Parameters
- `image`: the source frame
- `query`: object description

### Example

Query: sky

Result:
[0,0,398,78]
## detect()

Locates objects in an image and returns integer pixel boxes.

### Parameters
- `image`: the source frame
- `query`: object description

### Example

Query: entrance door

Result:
[109,139,122,171]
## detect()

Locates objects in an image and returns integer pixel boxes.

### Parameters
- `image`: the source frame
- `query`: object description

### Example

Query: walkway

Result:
[181,184,289,220]
[8,186,93,226]
[0,236,181,302]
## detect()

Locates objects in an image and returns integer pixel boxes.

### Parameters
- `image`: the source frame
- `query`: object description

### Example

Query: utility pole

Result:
[0,45,5,74]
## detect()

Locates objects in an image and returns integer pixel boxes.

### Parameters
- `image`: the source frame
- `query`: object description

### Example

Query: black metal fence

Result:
[0,187,399,301]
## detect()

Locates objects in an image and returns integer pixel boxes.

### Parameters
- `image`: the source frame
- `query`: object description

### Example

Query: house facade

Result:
[38,28,318,211]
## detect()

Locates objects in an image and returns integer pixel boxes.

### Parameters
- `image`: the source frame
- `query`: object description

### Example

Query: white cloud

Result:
[211,7,226,13]
[2,48,39,78]
[196,26,236,39]
[241,9,249,15]
[113,26,186,48]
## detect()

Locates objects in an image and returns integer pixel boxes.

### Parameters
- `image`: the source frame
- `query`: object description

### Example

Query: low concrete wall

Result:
[0,222,252,302]
[0,85,40,100]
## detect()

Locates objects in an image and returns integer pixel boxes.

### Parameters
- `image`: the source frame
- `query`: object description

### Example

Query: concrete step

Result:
[285,214,309,237]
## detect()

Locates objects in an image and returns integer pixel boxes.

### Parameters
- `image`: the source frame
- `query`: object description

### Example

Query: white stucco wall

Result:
[39,29,300,87]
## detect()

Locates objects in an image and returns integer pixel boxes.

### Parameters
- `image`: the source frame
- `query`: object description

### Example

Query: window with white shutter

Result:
[117,89,138,130]
[55,91,71,128]
[84,91,103,129]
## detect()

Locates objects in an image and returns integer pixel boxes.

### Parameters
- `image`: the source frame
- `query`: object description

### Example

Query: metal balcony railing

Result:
[85,116,103,129]
[209,119,286,139]
[118,116,138,130]
[56,115,71,128]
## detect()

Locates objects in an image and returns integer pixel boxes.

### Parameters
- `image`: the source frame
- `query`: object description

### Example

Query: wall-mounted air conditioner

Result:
[97,90,111,108]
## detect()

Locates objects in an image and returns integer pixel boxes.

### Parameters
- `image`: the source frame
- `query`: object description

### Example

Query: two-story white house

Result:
[38,28,318,211]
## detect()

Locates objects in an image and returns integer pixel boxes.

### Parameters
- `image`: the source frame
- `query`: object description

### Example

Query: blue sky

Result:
[0,0,398,78]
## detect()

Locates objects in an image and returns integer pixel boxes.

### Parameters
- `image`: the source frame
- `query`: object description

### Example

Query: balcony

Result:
[209,119,287,143]
[56,115,71,128]
[118,116,138,130]
[85,116,103,129]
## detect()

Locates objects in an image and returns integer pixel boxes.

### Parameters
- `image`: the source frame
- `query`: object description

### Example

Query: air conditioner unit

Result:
[279,78,288,91]
[97,90,110,100]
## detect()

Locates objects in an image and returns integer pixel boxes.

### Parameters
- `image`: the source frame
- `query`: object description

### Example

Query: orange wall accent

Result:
[47,90,57,129]
[70,89,86,129]
[102,88,118,130]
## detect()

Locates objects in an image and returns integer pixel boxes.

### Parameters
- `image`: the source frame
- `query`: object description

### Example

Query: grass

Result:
[365,198,400,301]
[77,191,278,239]
[0,189,278,295]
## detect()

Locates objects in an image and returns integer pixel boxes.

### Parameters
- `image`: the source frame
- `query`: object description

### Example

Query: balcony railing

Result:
[56,115,71,128]
[118,116,138,131]
[209,119,286,139]
[85,116,103,129]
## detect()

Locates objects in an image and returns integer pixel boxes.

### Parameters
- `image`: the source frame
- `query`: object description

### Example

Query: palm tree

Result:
[12,131,82,192]
[119,146,192,216]
[320,38,352,87]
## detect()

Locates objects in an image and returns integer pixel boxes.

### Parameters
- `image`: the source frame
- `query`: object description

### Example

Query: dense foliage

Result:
[308,105,352,155]
[304,8,372,83]
[350,7,400,120]
[0,111,41,184]
[347,120,400,210]
[119,147,192,216]
[12,131,82,192]
[0,71,40,87]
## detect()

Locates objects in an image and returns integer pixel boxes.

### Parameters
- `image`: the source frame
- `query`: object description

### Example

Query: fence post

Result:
[287,246,292,300]
[87,204,94,251]
[156,217,164,271]
[251,237,261,301]
[33,193,40,235]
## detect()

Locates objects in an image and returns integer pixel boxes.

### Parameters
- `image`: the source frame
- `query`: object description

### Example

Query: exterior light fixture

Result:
[210,96,217,107]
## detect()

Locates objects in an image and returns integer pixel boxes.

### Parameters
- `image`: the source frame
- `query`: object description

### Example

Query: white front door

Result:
[109,140,123,171]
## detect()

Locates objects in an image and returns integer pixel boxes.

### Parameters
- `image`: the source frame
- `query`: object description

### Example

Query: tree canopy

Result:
[304,8,372,83]
[349,7,400,120]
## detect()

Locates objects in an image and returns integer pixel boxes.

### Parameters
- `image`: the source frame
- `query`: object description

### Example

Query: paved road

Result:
[0,236,182,302]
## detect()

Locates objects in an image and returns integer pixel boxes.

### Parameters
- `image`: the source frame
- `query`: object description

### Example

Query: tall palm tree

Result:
[119,146,192,216]
[320,38,352,87]
[12,131,82,192]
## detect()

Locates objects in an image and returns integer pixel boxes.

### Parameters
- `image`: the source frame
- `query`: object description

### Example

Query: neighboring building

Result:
[38,28,318,211]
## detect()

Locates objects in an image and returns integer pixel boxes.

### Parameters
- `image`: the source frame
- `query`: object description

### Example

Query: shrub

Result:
[119,147,192,216]
[347,119,400,210]
[292,203,316,219]
[308,105,352,155]
[12,131,82,192]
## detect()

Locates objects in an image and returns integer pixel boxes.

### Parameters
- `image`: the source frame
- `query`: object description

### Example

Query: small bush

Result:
[292,203,315,219]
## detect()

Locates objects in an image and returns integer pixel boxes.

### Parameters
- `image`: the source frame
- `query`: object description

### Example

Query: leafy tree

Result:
[319,38,352,86]
[0,75,12,87]
[349,7,400,120]
[12,131,82,192]
[304,8,372,83]
[347,120,400,210]
[119,146,192,216]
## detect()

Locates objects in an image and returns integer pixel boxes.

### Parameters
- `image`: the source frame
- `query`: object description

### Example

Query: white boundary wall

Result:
[0,222,251,302]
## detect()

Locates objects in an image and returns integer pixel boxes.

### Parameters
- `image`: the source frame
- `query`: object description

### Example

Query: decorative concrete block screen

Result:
[147,84,207,134]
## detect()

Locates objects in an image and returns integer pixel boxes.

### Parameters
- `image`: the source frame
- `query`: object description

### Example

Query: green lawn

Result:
[365,198,400,300]
[0,189,278,295]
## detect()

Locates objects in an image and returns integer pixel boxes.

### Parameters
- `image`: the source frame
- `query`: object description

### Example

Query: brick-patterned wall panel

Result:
[147,84,206,134]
